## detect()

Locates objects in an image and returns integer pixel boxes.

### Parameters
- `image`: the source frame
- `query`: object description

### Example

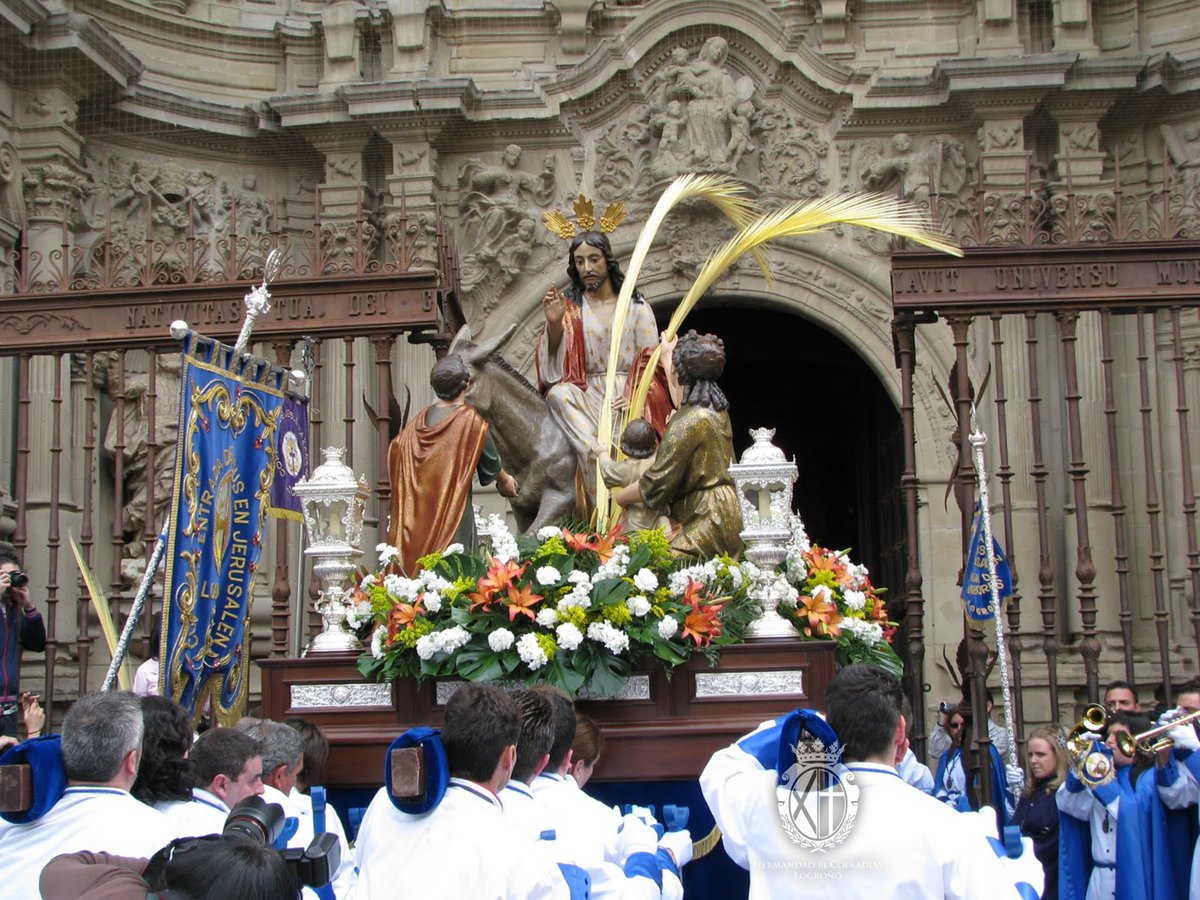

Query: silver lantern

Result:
[294,446,371,653]
[730,428,799,639]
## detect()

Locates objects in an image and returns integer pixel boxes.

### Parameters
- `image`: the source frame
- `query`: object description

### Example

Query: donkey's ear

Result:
[465,324,518,364]
[449,325,473,354]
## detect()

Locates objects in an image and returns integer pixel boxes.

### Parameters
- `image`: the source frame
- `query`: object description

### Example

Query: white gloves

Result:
[1168,721,1200,754]
[616,813,660,860]
[659,829,693,868]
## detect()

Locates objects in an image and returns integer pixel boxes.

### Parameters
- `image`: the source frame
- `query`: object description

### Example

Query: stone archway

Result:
[677,299,906,602]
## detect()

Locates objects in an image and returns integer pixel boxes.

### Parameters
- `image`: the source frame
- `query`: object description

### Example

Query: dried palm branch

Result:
[626,192,962,421]
[594,174,768,527]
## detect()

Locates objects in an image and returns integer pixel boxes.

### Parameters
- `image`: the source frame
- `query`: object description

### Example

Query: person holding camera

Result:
[0,548,45,739]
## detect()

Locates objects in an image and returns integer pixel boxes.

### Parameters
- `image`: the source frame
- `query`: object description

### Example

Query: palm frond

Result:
[627,192,961,421]
[594,174,765,527]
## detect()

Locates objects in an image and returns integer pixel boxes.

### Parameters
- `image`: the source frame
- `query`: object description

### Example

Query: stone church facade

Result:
[2,0,1199,736]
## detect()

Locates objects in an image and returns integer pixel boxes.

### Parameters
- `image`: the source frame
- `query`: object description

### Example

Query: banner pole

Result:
[103,520,168,692]
[293,336,315,657]
[968,403,1019,772]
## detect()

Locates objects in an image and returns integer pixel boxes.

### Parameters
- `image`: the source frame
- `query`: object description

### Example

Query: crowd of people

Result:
[3,655,1200,898]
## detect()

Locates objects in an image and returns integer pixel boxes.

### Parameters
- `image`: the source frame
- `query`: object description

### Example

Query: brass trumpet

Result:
[1065,704,1108,769]
[1114,707,1200,758]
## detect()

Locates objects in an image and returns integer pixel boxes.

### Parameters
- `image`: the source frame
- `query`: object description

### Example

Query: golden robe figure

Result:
[621,331,743,559]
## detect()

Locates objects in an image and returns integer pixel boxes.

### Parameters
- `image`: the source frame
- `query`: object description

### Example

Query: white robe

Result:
[0,785,170,898]
[1154,757,1200,899]
[701,741,1032,900]
[897,747,935,794]
[537,298,658,475]
[1056,775,1120,900]
[531,772,679,900]
[284,786,357,900]
[354,778,569,900]
[156,786,229,839]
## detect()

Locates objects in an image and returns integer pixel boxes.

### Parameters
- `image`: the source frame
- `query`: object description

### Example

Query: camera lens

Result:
[223,796,285,846]
[8,572,27,588]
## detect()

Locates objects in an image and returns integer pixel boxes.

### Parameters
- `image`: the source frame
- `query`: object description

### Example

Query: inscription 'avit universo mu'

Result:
[890,241,1200,313]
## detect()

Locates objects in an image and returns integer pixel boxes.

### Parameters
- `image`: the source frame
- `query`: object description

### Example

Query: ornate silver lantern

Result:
[294,446,371,653]
[730,428,799,639]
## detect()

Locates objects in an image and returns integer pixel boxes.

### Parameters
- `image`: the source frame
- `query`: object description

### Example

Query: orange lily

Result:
[504,581,544,622]
[562,528,594,554]
[590,524,625,564]
[807,548,846,583]
[680,578,724,647]
[387,599,424,640]
[468,559,526,612]
[798,592,843,637]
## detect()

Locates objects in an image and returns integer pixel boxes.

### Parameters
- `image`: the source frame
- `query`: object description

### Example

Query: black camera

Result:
[146,795,340,891]
[6,571,27,589]
[225,795,341,889]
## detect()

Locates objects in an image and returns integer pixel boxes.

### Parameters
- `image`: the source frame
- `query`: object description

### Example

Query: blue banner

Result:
[961,502,1014,628]
[268,394,309,520]
[160,336,286,724]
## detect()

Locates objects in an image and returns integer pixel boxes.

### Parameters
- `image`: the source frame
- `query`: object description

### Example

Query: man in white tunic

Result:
[355,683,572,900]
[700,665,1039,899]
[0,691,170,897]
[536,230,667,493]
[239,718,356,900]
[529,686,691,900]
[158,726,265,838]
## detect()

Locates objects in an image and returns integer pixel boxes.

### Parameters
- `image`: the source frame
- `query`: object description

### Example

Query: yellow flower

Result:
[604,604,632,627]
[535,633,558,662]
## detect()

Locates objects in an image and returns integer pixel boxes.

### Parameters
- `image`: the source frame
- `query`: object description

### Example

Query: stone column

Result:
[972,98,1040,188]
[1045,97,1116,186]
[319,0,369,92]
[976,0,1023,54]
[308,131,374,224]
[387,0,429,77]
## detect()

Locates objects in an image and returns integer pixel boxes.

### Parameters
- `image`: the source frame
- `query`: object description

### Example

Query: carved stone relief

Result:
[594,39,828,209]
[22,163,87,221]
[0,142,23,224]
[455,144,557,320]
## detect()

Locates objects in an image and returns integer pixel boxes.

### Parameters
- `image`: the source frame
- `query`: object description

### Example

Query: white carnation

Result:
[843,589,867,611]
[421,591,442,614]
[360,573,377,590]
[626,595,652,617]
[438,625,471,652]
[415,634,437,660]
[516,632,548,670]
[537,526,561,541]
[657,616,679,639]
[384,574,421,601]
[587,621,629,655]
[811,583,833,605]
[420,571,452,592]
[536,607,559,627]
[444,543,464,556]
[536,566,562,586]
[370,625,387,659]
[488,628,515,652]
[556,622,583,651]
[376,543,400,565]
[632,568,659,592]
[841,618,884,645]
[567,570,591,586]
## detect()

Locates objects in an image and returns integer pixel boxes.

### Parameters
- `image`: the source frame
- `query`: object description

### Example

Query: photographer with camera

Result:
[0,548,45,740]
[40,794,339,899]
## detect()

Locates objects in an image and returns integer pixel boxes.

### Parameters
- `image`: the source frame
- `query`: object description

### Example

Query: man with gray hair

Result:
[0,691,170,897]
[238,718,356,899]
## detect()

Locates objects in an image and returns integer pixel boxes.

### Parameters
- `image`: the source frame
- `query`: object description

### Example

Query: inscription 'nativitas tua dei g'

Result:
[893,263,1125,294]
[124,291,395,330]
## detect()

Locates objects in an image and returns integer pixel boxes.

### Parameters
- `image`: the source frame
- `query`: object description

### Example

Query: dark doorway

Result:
[669,300,907,603]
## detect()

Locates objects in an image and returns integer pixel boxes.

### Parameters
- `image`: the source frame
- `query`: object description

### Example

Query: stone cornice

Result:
[939,54,1078,93]
[0,0,48,37]
[116,83,263,138]
[33,12,143,88]
[1142,53,1200,95]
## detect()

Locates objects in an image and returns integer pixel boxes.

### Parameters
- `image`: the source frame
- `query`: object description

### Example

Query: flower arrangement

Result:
[355,515,758,698]
[775,515,903,676]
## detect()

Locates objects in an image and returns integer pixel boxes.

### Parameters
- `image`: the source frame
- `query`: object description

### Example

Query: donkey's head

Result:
[462,324,519,412]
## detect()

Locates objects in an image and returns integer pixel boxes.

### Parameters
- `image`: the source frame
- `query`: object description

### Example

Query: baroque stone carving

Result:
[756,108,830,199]
[22,163,86,220]
[456,144,556,317]
[0,142,24,224]
[93,351,182,575]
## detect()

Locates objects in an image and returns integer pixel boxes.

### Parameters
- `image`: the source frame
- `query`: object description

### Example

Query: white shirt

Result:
[132,657,160,696]
[354,778,569,900]
[283,785,357,900]
[156,786,229,839]
[531,771,669,900]
[701,741,1032,900]
[0,785,170,898]
[897,747,935,794]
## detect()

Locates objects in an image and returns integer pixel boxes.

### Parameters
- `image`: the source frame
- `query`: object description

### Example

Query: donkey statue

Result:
[453,326,578,534]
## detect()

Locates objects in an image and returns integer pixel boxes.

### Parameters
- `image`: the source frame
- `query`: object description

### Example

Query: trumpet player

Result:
[1057,710,1185,900]
[1144,682,1200,900]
